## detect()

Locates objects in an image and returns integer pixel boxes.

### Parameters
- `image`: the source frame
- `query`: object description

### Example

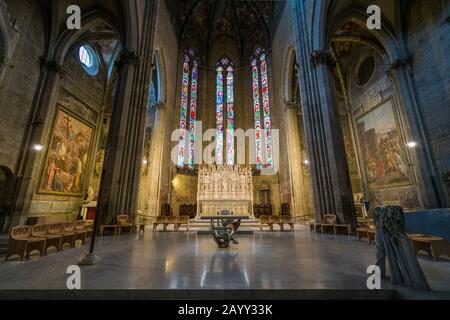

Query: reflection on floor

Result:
[0,226,449,291]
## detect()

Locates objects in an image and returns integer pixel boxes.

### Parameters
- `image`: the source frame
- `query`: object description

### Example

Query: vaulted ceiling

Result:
[165,0,286,63]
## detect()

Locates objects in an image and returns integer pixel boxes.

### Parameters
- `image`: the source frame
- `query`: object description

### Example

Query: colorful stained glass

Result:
[215,66,224,165]
[188,60,198,169]
[226,66,235,165]
[251,59,262,168]
[260,53,273,167]
[177,55,190,167]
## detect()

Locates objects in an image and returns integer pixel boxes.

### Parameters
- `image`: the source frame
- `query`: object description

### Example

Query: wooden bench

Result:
[165,216,178,231]
[5,226,47,261]
[31,224,62,253]
[280,215,294,231]
[269,216,282,231]
[176,216,190,231]
[408,235,450,261]
[153,216,167,231]
[117,215,134,235]
[259,215,271,231]
[74,221,88,244]
[319,214,352,236]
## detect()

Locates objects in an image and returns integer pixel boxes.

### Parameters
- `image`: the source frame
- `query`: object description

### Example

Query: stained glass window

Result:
[177,49,199,169]
[215,58,234,165]
[188,61,198,168]
[251,48,273,168]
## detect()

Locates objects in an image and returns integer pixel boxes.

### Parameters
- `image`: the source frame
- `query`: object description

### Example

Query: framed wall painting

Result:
[39,107,94,196]
[356,99,412,190]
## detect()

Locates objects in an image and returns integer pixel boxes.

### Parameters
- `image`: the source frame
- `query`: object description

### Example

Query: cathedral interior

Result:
[0,0,449,300]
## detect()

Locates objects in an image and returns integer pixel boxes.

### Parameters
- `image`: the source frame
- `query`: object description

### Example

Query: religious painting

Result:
[39,109,94,195]
[356,99,411,190]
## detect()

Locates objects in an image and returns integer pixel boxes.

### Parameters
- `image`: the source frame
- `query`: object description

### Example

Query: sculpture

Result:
[374,206,430,291]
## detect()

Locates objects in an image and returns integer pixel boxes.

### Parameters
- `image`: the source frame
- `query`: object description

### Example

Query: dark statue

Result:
[374,206,430,291]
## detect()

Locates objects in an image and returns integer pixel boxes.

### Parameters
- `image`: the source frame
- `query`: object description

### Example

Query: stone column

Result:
[291,1,356,226]
[284,101,306,217]
[388,58,449,208]
[97,1,159,224]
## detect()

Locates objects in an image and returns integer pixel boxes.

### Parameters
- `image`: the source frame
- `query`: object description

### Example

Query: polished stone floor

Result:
[0,226,449,291]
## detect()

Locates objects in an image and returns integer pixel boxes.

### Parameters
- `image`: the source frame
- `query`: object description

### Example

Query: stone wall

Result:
[27,47,111,218]
[408,0,450,200]
[345,44,421,210]
[0,0,45,172]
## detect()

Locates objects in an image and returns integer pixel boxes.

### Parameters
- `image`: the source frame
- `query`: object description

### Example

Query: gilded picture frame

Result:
[355,98,412,190]
[38,106,95,196]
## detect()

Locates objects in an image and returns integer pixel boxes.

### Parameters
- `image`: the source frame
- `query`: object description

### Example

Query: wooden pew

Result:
[31,224,62,253]
[5,226,46,261]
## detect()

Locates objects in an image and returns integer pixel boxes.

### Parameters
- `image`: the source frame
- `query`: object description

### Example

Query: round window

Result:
[78,45,99,76]
[356,56,376,86]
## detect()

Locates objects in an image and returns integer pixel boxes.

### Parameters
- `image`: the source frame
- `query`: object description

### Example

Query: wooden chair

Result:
[166,216,178,231]
[31,224,62,253]
[280,215,294,231]
[5,226,46,261]
[74,221,88,244]
[320,214,337,234]
[176,216,190,231]
[117,215,133,235]
[357,220,375,242]
[153,216,167,231]
[47,223,76,248]
[259,215,271,231]
[269,216,282,231]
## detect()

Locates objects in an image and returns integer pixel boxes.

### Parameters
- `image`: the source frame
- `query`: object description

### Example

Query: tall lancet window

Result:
[251,48,273,168]
[177,48,199,169]
[215,57,235,165]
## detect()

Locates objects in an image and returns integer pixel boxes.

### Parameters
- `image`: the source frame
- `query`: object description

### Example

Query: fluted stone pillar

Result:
[98,1,159,224]
[291,0,356,226]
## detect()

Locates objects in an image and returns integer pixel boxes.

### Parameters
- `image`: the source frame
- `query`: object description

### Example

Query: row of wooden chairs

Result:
[259,215,294,231]
[152,215,190,232]
[309,214,352,236]
[5,221,93,261]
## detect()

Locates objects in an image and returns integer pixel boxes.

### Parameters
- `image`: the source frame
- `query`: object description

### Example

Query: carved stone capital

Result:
[310,50,336,69]
[115,51,140,70]
[387,57,413,75]
[40,58,65,77]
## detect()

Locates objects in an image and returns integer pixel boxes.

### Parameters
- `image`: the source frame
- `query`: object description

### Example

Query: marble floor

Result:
[0,226,449,293]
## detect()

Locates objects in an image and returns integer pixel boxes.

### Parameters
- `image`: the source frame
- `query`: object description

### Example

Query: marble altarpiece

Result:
[197,165,253,216]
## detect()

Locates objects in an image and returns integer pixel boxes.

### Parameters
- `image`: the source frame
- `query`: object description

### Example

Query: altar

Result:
[197,165,253,217]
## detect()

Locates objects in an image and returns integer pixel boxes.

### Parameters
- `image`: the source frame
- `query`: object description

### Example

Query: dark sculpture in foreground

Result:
[374,206,430,291]
[210,218,241,248]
